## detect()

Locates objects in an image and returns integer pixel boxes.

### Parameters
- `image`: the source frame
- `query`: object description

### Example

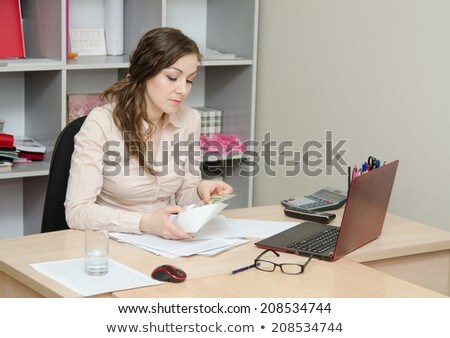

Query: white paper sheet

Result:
[109,215,296,258]
[172,203,228,233]
[193,216,299,239]
[30,258,160,297]
[196,239,249,256]
[110,232,248,258]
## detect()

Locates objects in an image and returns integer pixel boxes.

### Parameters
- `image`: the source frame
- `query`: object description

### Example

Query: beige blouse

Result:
[65,104,202,234]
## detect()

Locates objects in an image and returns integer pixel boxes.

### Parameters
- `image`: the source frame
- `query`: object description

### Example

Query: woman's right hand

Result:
[139,205,193,240]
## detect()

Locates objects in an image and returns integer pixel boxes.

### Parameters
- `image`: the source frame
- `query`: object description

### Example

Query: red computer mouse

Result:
[151,264,187,283]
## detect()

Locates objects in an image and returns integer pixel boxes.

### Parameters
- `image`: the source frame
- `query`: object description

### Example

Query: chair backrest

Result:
[41,116,87,233]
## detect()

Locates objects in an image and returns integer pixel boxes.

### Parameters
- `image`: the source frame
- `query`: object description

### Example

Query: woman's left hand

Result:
[197,180,233,204]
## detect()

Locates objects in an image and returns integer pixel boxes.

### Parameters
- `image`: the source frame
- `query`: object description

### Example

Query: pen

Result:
[351,165,358,181]
[230,264,256,275]
[347,166,351,191]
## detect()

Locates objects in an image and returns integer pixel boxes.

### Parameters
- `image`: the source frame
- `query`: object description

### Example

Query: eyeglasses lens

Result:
[280,264,303,274]
[255,260,275,272]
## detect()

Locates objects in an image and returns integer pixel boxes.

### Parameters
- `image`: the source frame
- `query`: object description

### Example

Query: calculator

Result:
[281,187,347,212]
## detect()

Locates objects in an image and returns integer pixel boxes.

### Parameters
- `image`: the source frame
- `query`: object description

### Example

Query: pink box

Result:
[67,94,103,123]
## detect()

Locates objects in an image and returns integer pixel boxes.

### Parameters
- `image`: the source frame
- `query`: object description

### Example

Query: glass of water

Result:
[85,222,109,276]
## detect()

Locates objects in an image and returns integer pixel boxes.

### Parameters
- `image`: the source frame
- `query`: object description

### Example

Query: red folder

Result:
[18,152,45,161]
[0,0,26,58]
[0,133,14,147]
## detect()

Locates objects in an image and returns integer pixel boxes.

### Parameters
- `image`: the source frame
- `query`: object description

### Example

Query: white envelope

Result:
[172,203,228,233]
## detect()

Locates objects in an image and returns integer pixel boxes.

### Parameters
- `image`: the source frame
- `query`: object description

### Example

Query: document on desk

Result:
[110,216,297,258]
[171,203,228,233]
[30,258,160,297]
[193,216,299,239]
[110,232,248,258]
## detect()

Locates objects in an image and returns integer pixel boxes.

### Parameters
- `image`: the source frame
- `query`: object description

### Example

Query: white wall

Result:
[255,0,450,232]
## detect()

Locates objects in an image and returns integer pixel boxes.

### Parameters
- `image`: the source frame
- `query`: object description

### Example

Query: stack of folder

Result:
[14,136,46,161]
[0,133,18,171]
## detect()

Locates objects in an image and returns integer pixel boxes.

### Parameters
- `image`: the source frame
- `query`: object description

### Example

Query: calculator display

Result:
[281,187,347,212]
[314,189,346,202]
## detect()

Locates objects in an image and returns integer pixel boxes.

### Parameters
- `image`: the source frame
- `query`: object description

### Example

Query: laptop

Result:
[255,160,399,261]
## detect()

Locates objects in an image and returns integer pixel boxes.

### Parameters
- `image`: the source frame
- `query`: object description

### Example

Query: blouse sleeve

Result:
[64,111,144,234]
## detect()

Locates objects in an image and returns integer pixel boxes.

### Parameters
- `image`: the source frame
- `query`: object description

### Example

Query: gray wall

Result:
[254,0,450,232]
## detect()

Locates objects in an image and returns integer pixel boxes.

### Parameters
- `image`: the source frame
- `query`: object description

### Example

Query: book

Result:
[13,157,32,165]
[0,133,19,163]
[0,161,13,172]
[0,155,16,163]
[14,136,46,154]
[0,132,14,147]
[0,150,18,158]
[0,146,16,152]
[0,0,26,58]
[199,46,237,60]
[69,28,107,56]
[18,152,44,161]
[193,106,222,138]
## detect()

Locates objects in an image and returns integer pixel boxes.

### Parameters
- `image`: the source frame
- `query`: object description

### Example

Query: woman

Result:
[65,27,233,239]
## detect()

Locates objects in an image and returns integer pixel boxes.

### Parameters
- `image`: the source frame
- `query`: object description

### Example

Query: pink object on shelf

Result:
[200,133,246,154]
[67,94,104,123]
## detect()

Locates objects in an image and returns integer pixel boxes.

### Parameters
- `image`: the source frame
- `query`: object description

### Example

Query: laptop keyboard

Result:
[287,227,340,253]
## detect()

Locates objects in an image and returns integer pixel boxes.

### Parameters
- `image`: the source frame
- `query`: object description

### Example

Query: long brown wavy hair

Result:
[101,27,201,175]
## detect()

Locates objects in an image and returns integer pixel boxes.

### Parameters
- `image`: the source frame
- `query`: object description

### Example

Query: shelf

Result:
[0,58,64,72]
[0,160,50,179]
[201,59,253,67]
[0,151,248,180]
[0,57,253,73]
[0,148,52,180]
[66,55,253,70]
[66,55,130,70]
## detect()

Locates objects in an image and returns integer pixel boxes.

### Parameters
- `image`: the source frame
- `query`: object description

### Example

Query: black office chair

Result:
[41,116,87,233]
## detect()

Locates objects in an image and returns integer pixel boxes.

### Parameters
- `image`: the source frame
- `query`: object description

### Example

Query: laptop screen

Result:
[333,160,399,260]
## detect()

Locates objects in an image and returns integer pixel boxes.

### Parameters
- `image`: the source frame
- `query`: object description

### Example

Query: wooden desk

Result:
[1,205,449,297]
[113,258,443,298]
[221,205,450,295]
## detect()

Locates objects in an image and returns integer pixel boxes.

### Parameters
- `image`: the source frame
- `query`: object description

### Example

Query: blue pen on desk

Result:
[230,264,256,275]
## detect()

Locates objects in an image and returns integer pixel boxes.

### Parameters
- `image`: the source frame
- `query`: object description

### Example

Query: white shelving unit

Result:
[0,0,259,239]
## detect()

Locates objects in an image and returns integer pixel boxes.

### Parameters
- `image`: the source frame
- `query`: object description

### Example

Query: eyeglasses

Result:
[254,249,313,275]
